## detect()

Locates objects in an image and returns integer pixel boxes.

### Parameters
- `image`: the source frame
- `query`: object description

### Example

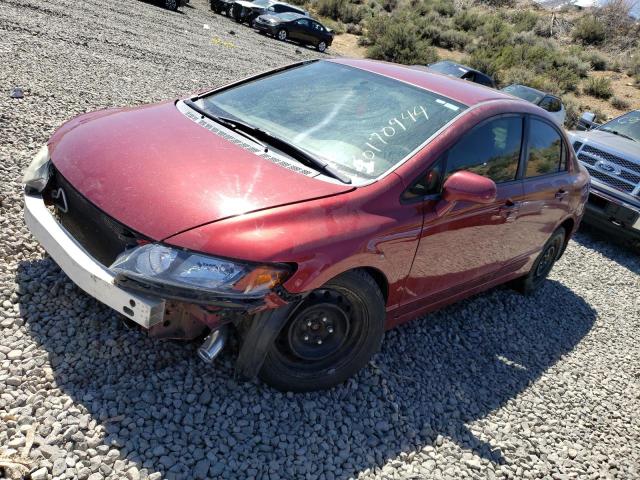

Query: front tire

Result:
[277,29,288,41]
[317,40,327,52]
[259,270,385,392]
[515,227,565,295]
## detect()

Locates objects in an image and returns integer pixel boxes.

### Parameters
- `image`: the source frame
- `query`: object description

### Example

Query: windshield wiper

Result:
[184,100,351,184]
[184,99,269,151]
[599,127,637,143]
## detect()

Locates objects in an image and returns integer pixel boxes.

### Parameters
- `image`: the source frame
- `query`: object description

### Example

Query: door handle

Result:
[497,200,519,222]
[555,189,568,200]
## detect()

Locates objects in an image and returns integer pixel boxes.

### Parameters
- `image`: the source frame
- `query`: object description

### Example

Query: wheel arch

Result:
[557,216,576,259]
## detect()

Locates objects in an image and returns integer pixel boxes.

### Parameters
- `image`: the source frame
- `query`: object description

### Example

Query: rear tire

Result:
[277,29,287,41]
[515,227,565,295]
[317,40,327,52]
[258,270,385,392]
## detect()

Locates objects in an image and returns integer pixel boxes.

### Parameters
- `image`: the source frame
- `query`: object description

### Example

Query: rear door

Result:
[402,115,527,306]
[291,18,311,42]
[518,116,574,255]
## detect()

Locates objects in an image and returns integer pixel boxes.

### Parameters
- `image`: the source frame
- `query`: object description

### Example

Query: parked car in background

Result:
[415,60,496,88]
[569,110,640,244]
[210,0,235,15]
[230,0,307,25]
[23,59,589,392]
[502,84,566,126]
[254,13,333,51]
[161,0,189,10]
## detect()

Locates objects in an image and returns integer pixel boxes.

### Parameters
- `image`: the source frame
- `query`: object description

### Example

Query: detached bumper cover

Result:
[23,193,165,328]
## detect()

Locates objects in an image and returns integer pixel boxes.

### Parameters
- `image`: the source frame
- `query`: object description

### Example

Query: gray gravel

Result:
[1,0,640,479]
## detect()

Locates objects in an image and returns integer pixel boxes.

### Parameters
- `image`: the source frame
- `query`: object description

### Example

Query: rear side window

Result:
[539,96,561,113]
[525,118,565,177]
[445,116,523,183]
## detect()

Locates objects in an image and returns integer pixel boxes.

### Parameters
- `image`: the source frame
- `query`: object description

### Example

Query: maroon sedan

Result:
[23,59,589,391]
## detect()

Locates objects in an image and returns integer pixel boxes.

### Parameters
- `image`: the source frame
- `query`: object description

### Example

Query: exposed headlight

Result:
[23,145,51,192]
[110,244,292,297]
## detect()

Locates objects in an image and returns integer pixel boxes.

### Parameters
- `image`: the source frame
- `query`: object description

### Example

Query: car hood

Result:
[569,129,640,159]
[48,101,353,240]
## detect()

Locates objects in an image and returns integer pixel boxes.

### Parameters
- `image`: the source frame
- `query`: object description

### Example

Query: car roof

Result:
[272,11,305,20]
[505,84,547,97]
[328,58,515,107]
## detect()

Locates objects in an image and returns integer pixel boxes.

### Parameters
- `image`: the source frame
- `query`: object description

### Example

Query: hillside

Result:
[316,0,640,126]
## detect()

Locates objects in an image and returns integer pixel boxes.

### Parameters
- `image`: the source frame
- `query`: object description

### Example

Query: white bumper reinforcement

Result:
[23,193,165,328]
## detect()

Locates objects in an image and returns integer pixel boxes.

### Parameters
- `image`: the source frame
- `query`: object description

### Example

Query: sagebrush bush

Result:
[365,15,438,65]
[611,96,631,110]
[511,10,539,32]
[316,0,365,24]
[584,76,613,99]
[584,51,608,71]
[572,16,606,45]
[453,9,484,31]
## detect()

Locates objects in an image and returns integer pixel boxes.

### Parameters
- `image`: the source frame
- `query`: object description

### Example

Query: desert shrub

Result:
[511,10,539,32]
[346,22,363,34]
[498,67,556,92]
[562,95,581,128]
[611,97,631,110]
[557,55,590,78]
[627,52,640,77]
[321,17,346,33]
[481,0,515,7]
[381,0,398,11]
[572,16,606,45]
[435,29,471,50]
[316,0,365,24]
[453,9,484,31]
[365,15,439,65]
[584,76,613,99]
[584,51,608,71]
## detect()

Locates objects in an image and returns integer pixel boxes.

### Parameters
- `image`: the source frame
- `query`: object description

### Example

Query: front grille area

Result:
[577,146,640,196]
[581,145,640,175]
[46,168,148,266]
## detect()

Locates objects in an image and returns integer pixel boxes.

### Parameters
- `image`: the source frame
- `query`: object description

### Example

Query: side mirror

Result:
[578,112,598,131]
[436,171,497,217]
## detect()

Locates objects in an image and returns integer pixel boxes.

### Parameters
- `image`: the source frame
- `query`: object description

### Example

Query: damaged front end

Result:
[25,159,300,370]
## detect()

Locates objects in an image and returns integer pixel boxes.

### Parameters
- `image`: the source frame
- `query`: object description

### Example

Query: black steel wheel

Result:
[515,227,566,295]
[164,0,178,11]
[259,270,385,392]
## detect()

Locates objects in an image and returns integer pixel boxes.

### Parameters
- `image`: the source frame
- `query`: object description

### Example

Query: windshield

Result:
[597,110,640,143]
[197,61,467,181]
[502,84,544,104]
[428,61,469,77]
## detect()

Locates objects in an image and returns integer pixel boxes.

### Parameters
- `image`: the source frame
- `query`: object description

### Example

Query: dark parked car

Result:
[210,0,235,15]
[416,60,496,88]
[23,59,588,392]
[254,13,333,52]
[161,0,189,10]
[230,0,306,25]
[502,84,566,126]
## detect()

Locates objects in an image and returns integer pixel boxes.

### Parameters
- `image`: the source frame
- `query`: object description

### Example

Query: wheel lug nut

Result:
[322,317,327,323]
[307,321,312,327]
[304,335,309,341]
[328,327,334,333]
[317,339,323,345]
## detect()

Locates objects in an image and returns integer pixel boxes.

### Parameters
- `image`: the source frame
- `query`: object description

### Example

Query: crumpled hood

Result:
[569,129,640,160]
[49,101,353,240]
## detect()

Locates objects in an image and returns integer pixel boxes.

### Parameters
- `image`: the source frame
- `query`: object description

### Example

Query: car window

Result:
[597,110,640,142]
[200,61,467,182]
[311,22,324,32]
[296,18,310,26]
[266,5,275,10]
[525,118,565,177]
[538,96,561,113]
[475,73,494,88]
[445,117,523,183]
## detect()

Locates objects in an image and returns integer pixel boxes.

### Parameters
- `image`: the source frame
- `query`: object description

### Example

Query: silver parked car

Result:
[502,84,566,126]
[568,110,640,244]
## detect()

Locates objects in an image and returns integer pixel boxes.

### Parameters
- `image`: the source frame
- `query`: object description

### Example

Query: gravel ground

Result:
[1,0,640,479]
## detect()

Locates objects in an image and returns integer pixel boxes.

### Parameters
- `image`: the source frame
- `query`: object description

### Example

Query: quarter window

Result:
[445,117,523,183]
[525,119,565,177]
